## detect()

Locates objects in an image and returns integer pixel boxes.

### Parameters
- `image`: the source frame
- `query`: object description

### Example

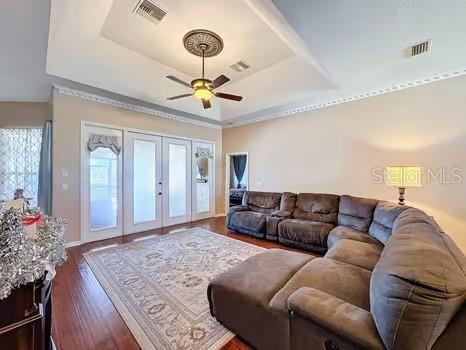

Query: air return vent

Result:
[410,40,431,57]
[134,0,167,24]
[230,61,250,72]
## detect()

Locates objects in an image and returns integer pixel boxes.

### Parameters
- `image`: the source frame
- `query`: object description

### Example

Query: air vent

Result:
[410,40,431,57]
[134,0,167,24]
[230,61,250,72]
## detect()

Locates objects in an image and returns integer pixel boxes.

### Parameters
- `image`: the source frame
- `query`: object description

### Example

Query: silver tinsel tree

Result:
[0,208,67,300]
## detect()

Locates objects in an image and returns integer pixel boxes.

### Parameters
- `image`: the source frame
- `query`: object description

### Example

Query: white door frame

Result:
[124,132,163,234]
[225,152,249,213]
[81,125,123,243]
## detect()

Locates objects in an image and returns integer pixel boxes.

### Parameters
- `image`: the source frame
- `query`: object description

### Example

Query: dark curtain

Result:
[38,120,52,215]
[232,155,247,188]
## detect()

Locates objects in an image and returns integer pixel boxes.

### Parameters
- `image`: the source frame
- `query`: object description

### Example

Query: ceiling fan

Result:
[166,29,243,109]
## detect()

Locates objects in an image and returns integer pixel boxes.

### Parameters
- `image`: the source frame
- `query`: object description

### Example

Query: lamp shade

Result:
[385,166,422,188]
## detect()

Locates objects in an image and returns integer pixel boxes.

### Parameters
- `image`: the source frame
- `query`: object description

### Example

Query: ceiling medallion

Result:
[183,29,224,58]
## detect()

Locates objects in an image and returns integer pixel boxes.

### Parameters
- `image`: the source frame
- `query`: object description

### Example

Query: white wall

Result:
[223,75,466,252]
[52,92,223,243]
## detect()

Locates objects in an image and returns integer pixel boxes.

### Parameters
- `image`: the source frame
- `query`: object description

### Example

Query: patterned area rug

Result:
[84,228,264,350]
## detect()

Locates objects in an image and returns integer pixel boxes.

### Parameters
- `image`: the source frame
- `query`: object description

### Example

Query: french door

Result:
[82,124,212,243]
[162,137,192,226]
[192,142,214,221]
[82,125,123,242]
[124,132,162,234]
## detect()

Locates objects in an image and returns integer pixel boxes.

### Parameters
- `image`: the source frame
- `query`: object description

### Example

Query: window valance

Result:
[87,135,121,155]
[195,147,213,159]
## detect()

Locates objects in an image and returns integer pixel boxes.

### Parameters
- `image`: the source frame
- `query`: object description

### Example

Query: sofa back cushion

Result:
[368,201,408,244]
[337,195,378,232]
[292,193,340,224]
[280,192,297,212]
[242,191,282,214]
[370,208,466,350]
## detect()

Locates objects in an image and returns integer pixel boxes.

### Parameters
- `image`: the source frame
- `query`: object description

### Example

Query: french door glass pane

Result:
[196,156,210,213]
[90,147,118,230]
[196,182,210,213]
[168,144,187,218]
[133,140,156,223]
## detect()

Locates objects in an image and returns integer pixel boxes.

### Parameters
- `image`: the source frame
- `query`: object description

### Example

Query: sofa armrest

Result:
[288,287,384,350]
[271,210,292,218]
[226,205,249,225]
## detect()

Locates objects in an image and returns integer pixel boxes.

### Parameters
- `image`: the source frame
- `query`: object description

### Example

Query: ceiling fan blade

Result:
[215,92,243,101]
[167,93,192,100]
[202,99,211,109]
[166,75,192,88]
[210,75,230,89]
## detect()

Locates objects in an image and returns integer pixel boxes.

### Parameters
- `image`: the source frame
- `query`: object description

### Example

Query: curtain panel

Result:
[232,155,247,189]
[38,121,53,215]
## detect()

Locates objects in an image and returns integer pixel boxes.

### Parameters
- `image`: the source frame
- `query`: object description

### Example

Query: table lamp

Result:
[385,166,422,205]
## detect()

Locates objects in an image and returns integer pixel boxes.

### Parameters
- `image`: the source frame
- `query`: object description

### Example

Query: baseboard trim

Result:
[65,240,83,248]
[215,213,226,218]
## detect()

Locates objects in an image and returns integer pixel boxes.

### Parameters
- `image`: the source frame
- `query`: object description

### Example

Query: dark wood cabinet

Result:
[0,278,52,350]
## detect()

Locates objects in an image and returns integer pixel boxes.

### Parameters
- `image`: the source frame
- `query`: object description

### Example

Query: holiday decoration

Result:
[0,207,67,300]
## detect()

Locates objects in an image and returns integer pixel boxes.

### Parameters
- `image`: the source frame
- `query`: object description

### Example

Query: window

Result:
[0,128,42,206]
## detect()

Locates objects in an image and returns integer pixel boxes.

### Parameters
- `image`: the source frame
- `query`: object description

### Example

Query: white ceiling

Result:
[2,0,466,126]
[101,0,294,80]
[46,0,333,121]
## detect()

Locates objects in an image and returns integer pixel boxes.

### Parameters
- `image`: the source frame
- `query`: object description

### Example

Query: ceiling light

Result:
[194,86,213,100]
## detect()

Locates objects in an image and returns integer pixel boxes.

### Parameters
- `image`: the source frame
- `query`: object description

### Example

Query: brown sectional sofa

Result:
[213,191,466,350]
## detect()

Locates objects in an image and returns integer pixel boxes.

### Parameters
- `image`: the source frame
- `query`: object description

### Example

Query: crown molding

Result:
[224,67,466,128]
[53,85,223,129]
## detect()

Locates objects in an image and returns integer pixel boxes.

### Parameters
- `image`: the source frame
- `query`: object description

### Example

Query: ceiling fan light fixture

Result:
[194,86,213,100]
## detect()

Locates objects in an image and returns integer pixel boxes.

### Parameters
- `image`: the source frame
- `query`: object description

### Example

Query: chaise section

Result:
[208,249,315,350]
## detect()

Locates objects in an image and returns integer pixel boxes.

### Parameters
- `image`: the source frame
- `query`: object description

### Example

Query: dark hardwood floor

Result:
[52,216,302,350]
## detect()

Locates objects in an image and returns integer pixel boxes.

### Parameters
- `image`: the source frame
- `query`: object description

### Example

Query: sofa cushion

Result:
[242,191,282,214]
[368,201,408,244]
[269,257,372,313]
[229,211,266,233]
[279,219,335,249]
[292,193,340,224]
[325,239,383,271]
[265,216,283,241]
[327,225,380,249]
[208,249,315,350]
[371,208,466,350]
[338,195,378,232]
[280,192,297,211]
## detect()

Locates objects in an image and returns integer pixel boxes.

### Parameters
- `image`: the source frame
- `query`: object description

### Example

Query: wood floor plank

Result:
[52,217,302,350]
